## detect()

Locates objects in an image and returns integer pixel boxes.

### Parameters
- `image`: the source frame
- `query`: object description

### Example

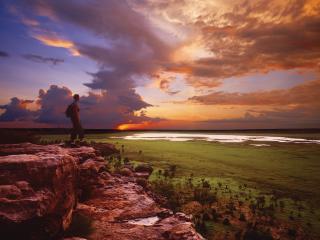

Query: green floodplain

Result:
[41,131,320,239]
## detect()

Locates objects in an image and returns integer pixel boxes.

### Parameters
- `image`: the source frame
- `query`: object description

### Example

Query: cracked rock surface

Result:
[0,143,202,240]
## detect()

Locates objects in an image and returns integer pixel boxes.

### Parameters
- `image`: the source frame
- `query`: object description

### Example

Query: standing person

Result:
[66,94,84,142]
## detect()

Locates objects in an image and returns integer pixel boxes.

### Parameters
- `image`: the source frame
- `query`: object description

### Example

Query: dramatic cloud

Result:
[3,0,166,128]
[0,85,157,128]
[137,0,320,87]
[189,79,320,105]
[23,54,64,65]
[18,0,171,87]
[0,97,35,121]
[174,0,320,83]
[199,104,320,129]
[36,85,73,124]
[32,33,80,56]
[0,51,9,58]
[2,0,320,129]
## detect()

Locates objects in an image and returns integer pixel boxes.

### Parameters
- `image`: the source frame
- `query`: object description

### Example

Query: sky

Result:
[0,0,319,130]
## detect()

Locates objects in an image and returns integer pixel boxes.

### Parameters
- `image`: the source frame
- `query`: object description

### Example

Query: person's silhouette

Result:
[69,94,84,142]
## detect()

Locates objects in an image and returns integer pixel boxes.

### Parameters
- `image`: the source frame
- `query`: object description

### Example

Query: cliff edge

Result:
[0,143,203,240]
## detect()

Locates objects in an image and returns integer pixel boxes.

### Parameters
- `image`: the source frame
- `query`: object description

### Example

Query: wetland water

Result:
[114,132,320,144]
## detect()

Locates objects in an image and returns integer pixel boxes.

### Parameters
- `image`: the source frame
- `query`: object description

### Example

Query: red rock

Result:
[0,143,202,240]
[77,175,203,240]
[0,148,78,239]
[63,238,87,240]
[119,167,134,177]
[134,171,151,179]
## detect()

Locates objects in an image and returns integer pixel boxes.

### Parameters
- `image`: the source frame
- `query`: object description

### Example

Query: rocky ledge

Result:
[0,143,202,240]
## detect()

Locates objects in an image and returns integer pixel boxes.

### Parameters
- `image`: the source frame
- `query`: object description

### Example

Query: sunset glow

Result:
[0,0,319,129]
[33,34,81,56]
[117,122,151,131]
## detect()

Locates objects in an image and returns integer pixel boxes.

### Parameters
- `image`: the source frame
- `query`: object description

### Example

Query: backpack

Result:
[65,104,73,118]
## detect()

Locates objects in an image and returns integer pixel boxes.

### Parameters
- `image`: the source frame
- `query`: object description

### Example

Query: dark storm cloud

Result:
[21,0,170,87]
[7,0,167,127]
[0,97,35,121]
[78,44,156,90]
[0,85,157,128]
[35,85,155,128]
[36,0,169,57]
[0,51,9,57]
[22,54,64,65]
[0,85,159,128]
[36,85,73,124]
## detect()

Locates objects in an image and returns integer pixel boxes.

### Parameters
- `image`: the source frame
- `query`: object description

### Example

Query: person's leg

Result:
[74,121,84,141]
[70,119,77,141]
[79,124,84,140]
[70,128,76,142]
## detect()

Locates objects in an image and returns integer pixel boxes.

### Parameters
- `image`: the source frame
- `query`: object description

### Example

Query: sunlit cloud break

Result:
[32,34,80,56]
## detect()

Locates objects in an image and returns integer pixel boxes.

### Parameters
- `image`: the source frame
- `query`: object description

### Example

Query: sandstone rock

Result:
[89,142,119,156]
[163,222,201,240]
[0,143,202,240]
[63,238,87,240]
[80,159,106,175]
[134,171,151,179]
[0,151,78,239]
[119,167,134,177]
[136,177,148,188]
[76,175,203,240]
[134,164,153,179]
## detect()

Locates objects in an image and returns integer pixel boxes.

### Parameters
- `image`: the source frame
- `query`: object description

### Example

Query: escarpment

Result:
[0,143,203,240]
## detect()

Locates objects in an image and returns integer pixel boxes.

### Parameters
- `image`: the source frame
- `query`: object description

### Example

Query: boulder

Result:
[89,142,119,156]
[134,164,153,179]
[0,152,78,239]
[77,177,203,240]
[119,167,134,177]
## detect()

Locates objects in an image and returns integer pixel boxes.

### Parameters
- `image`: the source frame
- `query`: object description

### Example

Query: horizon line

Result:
[1,127,320,132]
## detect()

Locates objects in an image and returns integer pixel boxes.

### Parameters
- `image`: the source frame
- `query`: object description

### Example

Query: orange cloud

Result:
[117,121,152,130]
[189,79,320,106]
[162,0,320,88]
[32,34,80,56]
[165,65,193,74]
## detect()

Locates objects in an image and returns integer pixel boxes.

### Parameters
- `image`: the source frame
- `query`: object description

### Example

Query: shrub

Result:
[193,186,217,205]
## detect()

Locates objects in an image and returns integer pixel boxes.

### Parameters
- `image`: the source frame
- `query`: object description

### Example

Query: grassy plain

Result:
[41,132,320,239]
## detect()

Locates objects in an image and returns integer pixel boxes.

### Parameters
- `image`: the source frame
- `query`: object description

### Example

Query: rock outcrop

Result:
[0,143,202,240]
[0,143,97,239]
